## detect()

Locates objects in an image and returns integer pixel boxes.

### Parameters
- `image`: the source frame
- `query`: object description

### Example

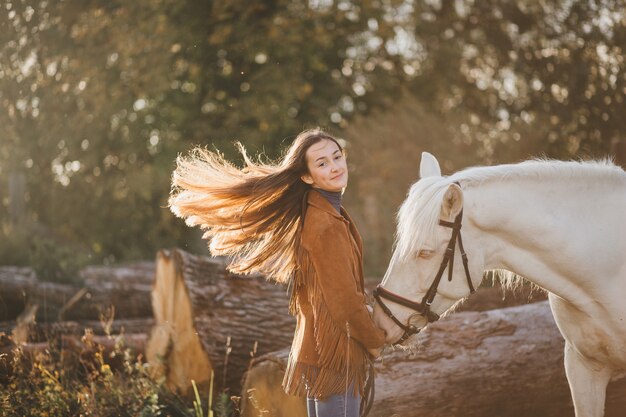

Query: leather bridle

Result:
[373,207,475,345]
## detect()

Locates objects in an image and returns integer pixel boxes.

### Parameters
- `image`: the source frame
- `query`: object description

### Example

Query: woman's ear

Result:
[301,174,314,185]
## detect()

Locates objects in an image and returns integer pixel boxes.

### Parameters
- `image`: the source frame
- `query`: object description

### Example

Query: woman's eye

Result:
[334,155,342,160]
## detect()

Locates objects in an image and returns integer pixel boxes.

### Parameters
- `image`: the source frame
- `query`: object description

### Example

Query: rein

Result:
[373,207,475,345]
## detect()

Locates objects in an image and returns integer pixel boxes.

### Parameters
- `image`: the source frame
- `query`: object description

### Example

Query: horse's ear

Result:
[420,152,441,178]
[441,183,463,220]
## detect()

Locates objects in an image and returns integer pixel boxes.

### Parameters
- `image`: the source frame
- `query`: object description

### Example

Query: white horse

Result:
[372,152,626,417]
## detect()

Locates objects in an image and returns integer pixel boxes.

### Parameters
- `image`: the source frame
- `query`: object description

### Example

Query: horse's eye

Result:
[417,249,434,259]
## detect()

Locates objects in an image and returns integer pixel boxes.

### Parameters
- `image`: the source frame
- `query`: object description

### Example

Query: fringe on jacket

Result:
[283,247,370,399]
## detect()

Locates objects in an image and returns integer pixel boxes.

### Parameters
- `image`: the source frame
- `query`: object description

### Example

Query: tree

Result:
[0,0,405,271]
[401,0,626,163]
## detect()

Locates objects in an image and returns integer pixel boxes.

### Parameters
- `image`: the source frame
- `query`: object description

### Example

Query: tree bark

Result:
[145,248,296,396]
[241,301,626,417]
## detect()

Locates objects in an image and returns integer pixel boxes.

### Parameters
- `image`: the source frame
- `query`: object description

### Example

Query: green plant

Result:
[192,379,207,417]
[213,392,234,417]
[191,370,238,417]
[0,331,196,417]
[0,319,246,417]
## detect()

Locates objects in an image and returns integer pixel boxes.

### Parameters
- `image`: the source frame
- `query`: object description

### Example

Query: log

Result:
[0,264,537,321]
[240,349,306,417]
[240,301,626,417]
[11,304,38,344]
[146,248,296,396]
[0,263,154,321]
[0,267,39,320]
[0,317,155,343]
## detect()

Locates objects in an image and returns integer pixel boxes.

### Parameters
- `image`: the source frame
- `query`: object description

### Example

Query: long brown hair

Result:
[168,128,343,284]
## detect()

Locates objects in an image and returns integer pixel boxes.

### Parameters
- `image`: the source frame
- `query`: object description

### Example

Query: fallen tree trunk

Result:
[0,317,155,343]
[241,301,626,417]
[0,267,37,320]
[0,264,154,321]
[146,248,296,396]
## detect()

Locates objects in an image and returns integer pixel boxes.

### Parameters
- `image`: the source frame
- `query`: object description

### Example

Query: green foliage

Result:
[1,344,159,416]
[1,0,624,278]
[192,379,205,417]
[213,393,234,417]
[0,0,403,272]
[28,235,91,285]
[191,370,235,417]
[0,220,92,284]
[402,0,626,162]
[0,222,31,266]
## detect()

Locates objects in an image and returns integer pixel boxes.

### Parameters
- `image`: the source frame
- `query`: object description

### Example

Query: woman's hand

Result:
[367,347,381,359]
[366,304,385,359]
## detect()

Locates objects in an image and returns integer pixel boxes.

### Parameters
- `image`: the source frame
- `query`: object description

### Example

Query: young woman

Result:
[168,128,386,417]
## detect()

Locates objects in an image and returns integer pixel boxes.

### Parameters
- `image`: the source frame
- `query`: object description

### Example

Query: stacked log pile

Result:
[0,263,154,322]
[5,250,620,417]
[0,250,295,397]
[0,264,155,381]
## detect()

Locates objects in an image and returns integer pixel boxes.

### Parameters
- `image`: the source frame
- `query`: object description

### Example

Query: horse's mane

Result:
[390,158,625,290]
[450,157,623,188]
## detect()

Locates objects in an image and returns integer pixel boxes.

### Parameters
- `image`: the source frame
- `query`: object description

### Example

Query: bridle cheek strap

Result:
[439,213,475,294]
[457,227,474,292]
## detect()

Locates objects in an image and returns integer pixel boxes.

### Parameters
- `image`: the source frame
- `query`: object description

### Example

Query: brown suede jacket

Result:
[282,189,386,400]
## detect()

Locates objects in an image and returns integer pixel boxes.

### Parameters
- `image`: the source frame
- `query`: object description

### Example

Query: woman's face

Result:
[301,139,348,192]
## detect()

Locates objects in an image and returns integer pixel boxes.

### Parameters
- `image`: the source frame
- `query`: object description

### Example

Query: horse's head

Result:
[373,152,485,346]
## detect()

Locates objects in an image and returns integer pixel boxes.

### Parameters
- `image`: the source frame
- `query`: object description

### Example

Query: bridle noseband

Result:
[374,206,475,345]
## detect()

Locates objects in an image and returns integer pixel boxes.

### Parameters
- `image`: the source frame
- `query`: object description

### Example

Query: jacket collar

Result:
[307,188,363,261]
[307,188,347,221]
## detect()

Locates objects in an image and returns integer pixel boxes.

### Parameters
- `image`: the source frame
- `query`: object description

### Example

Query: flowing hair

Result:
[168,128,343,284]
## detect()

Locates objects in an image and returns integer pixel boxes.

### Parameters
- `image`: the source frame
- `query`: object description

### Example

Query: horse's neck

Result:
[466,178,626,305]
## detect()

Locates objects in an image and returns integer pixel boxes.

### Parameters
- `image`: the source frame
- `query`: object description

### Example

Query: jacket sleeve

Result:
[306,224,386,349]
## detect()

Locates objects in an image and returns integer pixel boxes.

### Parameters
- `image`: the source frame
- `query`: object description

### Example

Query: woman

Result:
[168,128,386,417]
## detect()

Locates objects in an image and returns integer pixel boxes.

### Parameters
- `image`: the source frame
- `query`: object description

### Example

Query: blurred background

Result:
[2,0,625,281]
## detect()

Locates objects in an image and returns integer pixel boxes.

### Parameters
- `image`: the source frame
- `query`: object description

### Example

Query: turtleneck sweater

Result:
[314,188,342,213]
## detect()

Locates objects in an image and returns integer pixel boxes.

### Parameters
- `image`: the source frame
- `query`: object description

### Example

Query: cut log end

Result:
[146,248,296,395]
[146,249,213,394]
[240,355,306,417]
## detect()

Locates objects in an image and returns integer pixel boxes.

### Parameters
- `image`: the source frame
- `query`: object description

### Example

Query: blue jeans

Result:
[306,388,360,417]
